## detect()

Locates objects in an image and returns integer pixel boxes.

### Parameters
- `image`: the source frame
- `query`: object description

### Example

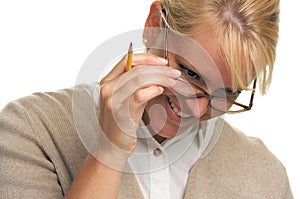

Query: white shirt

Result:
[83,83,221,199]
[127,118,219,199]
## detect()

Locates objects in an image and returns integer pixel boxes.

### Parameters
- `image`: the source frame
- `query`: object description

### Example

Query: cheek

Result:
[182,97,225,121]
[200,104,226,121]
[184,97,209,119]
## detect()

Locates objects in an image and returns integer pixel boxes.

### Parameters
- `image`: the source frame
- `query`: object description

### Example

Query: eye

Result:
[225,88,241,98]
[179,64,199,79]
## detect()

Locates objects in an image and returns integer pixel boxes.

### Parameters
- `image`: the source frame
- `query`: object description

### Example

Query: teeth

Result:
[167,97,190,118]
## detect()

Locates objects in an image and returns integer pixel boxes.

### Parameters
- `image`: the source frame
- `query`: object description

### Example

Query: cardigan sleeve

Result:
[0,101,64,199]
[284,179,294,199]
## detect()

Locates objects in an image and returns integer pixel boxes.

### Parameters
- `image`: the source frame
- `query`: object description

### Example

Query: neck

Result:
[153,134,167,144]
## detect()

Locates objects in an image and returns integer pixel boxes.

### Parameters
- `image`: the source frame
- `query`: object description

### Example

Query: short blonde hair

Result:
[160,0,280,94]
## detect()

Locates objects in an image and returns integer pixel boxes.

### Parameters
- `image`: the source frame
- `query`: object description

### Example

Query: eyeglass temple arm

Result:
[226,78,257,111]
[160,8,170,61]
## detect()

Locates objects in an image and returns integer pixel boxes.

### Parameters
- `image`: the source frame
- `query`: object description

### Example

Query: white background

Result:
[0,0,299,197]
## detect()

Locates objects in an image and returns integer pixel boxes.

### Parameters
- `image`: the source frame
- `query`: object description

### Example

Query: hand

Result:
[97,53,181,159]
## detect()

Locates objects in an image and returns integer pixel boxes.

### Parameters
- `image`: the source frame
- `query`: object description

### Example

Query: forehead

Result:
[167,29,232,88]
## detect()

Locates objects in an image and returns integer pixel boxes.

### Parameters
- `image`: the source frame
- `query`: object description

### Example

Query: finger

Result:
[101,53,168,83]
[110,86,165,134]
[132,86,164,105]
[128,86,164,126]
[131,53,168,66]
[114,65,181,90]
[112,72,177,104]
[100,65,180,100]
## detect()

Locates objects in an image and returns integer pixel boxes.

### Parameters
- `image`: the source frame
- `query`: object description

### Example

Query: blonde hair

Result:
[160,0,280,94]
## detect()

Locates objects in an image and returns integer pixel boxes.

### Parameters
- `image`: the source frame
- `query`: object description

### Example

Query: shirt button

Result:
[153,148,162,157]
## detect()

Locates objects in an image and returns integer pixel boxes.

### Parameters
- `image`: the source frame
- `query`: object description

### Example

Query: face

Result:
[143,29,233,139]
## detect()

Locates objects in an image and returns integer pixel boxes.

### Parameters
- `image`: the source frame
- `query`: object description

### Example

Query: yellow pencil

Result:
[125,42,133,72]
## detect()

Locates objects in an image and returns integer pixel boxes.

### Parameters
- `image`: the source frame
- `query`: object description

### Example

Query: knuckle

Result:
[105,97,113,111]
[143,54,158,63]
[100,84,111,98]
[132,66,143,74]
[133,75,144,85]
[133,91,145,104]
[131,53,159,65]
[139,54,150,62]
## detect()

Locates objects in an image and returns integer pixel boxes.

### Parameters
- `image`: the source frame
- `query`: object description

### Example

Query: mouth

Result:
[167,96,191,118]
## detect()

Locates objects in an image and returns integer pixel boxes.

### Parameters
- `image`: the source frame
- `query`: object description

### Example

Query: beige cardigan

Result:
[0,86,293,199]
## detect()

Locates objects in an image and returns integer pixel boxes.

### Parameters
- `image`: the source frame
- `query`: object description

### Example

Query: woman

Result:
[0,0,293,198]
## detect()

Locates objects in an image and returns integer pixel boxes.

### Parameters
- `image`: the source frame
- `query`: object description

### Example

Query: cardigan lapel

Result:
[119,166,144,199]
[183,159,202,199]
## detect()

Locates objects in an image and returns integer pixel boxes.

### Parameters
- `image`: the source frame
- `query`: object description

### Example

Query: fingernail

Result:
[169,69,181,77]
[157,57,168,64]
[168,78,177,86]
[158,86,164,94]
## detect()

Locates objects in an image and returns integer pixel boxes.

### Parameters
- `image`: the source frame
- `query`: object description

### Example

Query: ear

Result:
[143,1,163,48]
[145,1,163,28]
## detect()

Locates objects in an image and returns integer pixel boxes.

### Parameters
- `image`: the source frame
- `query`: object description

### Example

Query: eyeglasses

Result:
[160,8,256,114]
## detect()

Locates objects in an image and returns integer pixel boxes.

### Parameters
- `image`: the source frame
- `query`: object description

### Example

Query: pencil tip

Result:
[128,42,133,53]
